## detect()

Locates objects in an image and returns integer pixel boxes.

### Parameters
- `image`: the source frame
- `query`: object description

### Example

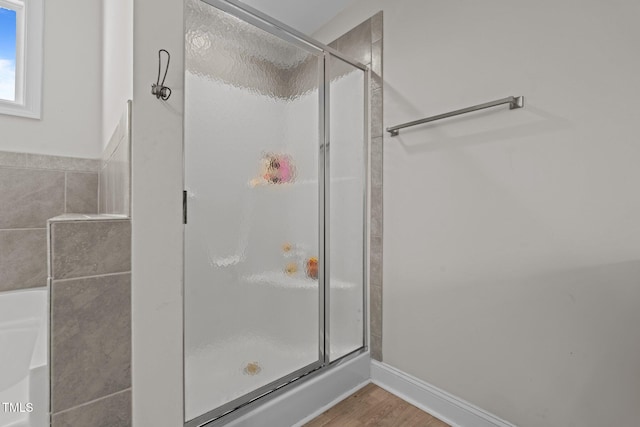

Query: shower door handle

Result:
[183,190,188,224]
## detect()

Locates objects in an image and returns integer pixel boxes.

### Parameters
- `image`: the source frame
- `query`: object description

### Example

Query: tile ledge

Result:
[48,214,129,222]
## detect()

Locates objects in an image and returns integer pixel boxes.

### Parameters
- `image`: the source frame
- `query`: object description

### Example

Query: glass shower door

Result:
[328,54,366,361]
[184,0,323,423]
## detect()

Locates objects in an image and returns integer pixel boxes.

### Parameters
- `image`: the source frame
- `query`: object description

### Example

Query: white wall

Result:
[0,0,102,158]
[102,0,133,149]
[241,0,352,35]
[131,0,184,425]
[316,1,640,427]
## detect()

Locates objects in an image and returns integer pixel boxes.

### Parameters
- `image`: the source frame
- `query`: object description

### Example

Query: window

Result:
[0,0,42,119]
[0,6,17,101]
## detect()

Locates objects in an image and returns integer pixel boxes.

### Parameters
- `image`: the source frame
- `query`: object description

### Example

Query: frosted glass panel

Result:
[329,55,366,361]
[184,0,321,422]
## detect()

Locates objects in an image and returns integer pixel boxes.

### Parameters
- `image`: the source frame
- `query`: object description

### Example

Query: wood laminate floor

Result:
[304,383,451,427]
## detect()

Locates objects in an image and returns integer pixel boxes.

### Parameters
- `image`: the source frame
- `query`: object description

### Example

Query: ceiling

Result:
[240,0,354,35]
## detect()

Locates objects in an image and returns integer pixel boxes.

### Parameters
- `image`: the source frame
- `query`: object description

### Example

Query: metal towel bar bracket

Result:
[386,95,524,137]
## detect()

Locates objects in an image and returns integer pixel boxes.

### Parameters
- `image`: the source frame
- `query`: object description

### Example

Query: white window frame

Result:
[0,0,43,119]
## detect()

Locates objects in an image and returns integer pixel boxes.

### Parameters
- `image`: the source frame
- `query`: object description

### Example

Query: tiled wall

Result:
[0,150,132,427]
[100,101,131,216]
[48,215,131,427]
[329,12,384,361]
[0,152,100,293]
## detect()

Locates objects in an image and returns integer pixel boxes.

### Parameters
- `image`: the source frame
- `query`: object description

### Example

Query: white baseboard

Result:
[226,352,370,427]
[371,361,517,427]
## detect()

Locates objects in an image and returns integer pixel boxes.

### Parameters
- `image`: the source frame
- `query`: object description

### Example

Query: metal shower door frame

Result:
[183,1,369,426]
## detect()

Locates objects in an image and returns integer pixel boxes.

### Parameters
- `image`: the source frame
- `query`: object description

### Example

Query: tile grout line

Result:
[97,164,101,214]
[0,164,101,173]
[49,218,130,224]
[52,387,132,417]
[0,285,48,295]
[64,172,68,213]
[51,270,132,283]
[0,227,47,231]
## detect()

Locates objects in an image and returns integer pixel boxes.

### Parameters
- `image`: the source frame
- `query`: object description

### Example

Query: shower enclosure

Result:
[183,0,368,425]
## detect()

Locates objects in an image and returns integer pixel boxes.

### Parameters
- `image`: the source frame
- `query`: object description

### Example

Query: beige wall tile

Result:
[371,137,383,188]
[51,273,131,412]
[371,40,382,76]
[370,283,383,337]
[0,168,65,229]
[52,389,131,427]
[66,172,99,214]
[25,154,100,172]
[371,12,383,43]
[370,234,382,288]
[371,190,383,238]
[336,19,372,65]
[0,229,46,291]
[50,220,131,279]
[371,333,382,361]
[0,151,27,168]
[371,88,383,138]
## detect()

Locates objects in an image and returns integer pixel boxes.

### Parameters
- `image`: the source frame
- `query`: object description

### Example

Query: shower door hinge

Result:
[183,190,188,224]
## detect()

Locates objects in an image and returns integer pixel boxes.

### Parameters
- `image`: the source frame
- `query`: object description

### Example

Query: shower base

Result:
[185,334,360,422]
[185,334,316,421]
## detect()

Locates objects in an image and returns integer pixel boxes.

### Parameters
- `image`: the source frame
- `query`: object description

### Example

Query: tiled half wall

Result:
[0,152,100,293]
[0,145,132,427]
[329,12,384,361]
[48,215,131,427]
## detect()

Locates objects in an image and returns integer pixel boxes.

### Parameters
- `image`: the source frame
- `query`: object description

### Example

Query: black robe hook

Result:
[151,49,172,100]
